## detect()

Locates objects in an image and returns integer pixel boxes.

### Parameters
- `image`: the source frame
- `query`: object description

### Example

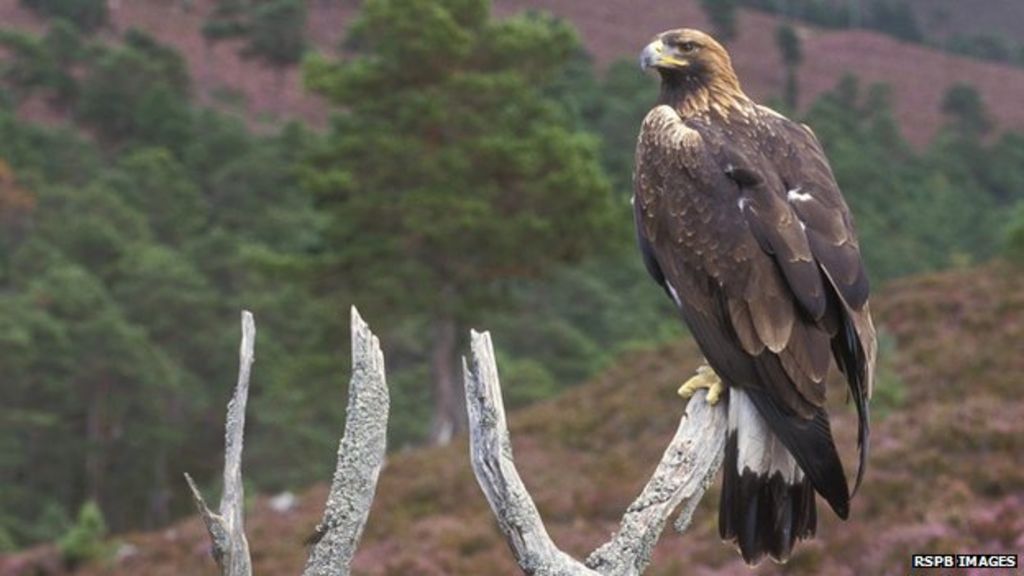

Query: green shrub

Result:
[0,525,14,553]
[871,329,906,418]
[20,0,107,32]
[1006,203,1024,265]
[57,501,108,568]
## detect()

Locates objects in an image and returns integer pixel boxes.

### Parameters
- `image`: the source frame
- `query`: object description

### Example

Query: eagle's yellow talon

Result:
[677,364,725,405]
[706,383,724,405]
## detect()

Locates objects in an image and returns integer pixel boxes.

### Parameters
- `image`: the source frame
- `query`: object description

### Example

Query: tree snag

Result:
[185,308,388,576]
[464,330,728,576]
[187,311,727,575]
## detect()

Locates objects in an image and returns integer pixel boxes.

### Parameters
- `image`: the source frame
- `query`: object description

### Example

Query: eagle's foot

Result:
[677,364,725,405]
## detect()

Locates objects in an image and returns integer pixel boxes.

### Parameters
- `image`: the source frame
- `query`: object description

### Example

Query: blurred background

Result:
[0,0,1022,574]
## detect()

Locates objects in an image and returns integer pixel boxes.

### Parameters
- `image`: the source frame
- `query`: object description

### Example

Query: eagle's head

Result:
[640,29,747,116]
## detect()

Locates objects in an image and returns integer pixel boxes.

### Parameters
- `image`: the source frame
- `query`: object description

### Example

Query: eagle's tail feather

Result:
[739,385,850,519]
[720,389,819,564]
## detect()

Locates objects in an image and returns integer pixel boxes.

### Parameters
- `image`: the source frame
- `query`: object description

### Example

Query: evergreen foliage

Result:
[741,0,1024,68]
[20,0,108,32]
[945,34,1016,65]
[867,0,922,42]
[699,0,739,44]
[739,1,926,45]
[245,0,307,66]
[0,29,327,544]
[203,0,308,67]
[776,23,802,110]
[57,502,108,568]
[0,22,81,106]
[303,0,617,442]
[941,83,992,137]
[1007,203,1024,265]
[802,76,1018,278]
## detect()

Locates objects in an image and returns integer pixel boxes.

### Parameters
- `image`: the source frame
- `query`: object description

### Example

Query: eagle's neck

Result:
[659,69,752,120]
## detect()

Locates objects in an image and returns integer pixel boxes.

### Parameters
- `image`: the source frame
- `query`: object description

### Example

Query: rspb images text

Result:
[912,554,1018,570]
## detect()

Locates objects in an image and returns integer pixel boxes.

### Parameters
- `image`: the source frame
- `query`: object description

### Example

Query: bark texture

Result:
[302,307,389,575]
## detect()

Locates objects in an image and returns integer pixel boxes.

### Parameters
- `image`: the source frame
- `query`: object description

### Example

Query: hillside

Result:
[3,0,1024,146]
[499,0,1024,147]
[3,263,1020,575]
[904,0,1024,46]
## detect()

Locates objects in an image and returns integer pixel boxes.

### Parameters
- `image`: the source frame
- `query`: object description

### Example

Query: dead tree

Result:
[185,307,388,576]
[187,310,728,575]
[464,330,729,575]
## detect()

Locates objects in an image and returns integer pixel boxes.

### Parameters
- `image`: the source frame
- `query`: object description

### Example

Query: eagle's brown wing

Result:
[634,105,875,516]
[746,108,877,491]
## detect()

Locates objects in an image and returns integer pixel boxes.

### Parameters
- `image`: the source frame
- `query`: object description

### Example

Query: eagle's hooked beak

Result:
[639,38,688,71]
[639,39,663,70]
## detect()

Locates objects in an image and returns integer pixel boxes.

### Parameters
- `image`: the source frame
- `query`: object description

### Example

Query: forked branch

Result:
[303,307,389,575]
[184,310,255,576]
[185,308,389,576]
[464,330,729,576]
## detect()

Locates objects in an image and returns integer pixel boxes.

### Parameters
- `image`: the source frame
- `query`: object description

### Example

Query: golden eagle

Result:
[634,29,877,564]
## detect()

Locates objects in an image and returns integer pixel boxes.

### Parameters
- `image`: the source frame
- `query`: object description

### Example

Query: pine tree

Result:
[303,0,616,444]
[941,83,992,138]
[19,0,108,32]
[699,0,739,43]
[776,23,802,110]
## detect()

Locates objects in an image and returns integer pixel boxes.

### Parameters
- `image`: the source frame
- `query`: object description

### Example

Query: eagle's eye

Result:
[679,41,699,53]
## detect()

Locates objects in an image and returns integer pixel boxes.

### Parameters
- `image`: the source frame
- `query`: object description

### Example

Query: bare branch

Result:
[187,307,389,576]
[302,306,390,576]
[464,330,595,576]
[585,389,727,575]
[464,330,729,576]
[185,310,256,576]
